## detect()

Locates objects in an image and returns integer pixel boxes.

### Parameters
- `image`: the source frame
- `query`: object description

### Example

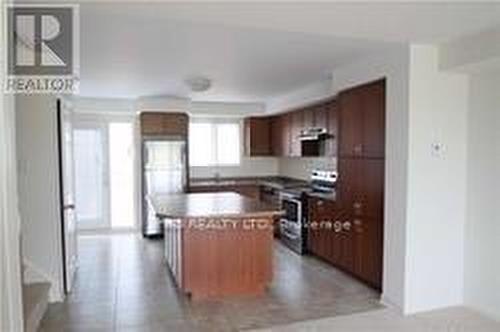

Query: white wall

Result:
[404,45,468,314]
[1,94,24,332]
[15,95,64,302]
[266,77,333,114]
[464,73,500,321]
[440,26,500,73]
[330,46,411,311]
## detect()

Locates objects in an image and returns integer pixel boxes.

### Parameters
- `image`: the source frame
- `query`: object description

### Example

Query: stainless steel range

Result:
[279,170,337,254]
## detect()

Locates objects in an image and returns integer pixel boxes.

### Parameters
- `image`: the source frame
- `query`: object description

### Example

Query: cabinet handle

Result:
[354,144,363,155]
[317,200,324,206]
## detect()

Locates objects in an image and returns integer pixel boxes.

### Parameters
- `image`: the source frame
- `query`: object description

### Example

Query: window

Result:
[189,120,241,166]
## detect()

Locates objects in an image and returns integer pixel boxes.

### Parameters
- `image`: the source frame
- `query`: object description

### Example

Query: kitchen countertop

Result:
[150,192,284,219]
[190,176,337,201]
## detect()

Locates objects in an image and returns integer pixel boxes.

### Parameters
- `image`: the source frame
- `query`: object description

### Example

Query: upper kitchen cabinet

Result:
[313,102,328,129]
[271,116,284,156]
[140,112,189,137]
[302,107,314,130]
[338,79,385,159]
[290,110,303,157]
[244,117,273,156]
[325,100,338,157]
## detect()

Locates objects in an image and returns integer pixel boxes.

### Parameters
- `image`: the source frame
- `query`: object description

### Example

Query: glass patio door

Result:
[73,117,136,232]
[73,122,108,230]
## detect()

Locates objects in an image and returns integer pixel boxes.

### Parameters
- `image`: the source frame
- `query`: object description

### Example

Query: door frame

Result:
[0,3,24,329]
[57,98,79,294]
[0,94,24,332]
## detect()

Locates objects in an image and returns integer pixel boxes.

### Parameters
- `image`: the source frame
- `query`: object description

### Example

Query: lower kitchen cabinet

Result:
[353,216,383,288]
[308,194,383,290]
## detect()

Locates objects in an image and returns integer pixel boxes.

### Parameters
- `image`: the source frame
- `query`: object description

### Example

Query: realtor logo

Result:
[5,5,79,93]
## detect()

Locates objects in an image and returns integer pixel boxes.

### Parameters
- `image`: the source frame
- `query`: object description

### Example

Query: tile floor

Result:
[253,306,500,332]
[40,234,381,331]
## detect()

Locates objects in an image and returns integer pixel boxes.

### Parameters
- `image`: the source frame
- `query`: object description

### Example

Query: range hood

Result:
[299,127,329,141]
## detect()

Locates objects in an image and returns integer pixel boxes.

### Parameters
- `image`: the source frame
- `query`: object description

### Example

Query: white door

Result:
[58,99,78,293]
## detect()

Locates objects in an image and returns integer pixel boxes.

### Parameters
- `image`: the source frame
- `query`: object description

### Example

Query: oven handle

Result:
[280,223,301,240]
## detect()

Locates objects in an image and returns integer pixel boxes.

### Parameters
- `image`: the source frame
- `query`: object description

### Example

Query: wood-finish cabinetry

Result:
[338,80,385,158]
[325,100,338,157]
[308,79,385,290]
[262,99,338,157]
[244,117,273,156]
[271,116,284,156]
[140,112,188,137]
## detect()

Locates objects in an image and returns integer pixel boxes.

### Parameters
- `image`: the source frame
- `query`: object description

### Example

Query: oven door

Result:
[280,196,302,225]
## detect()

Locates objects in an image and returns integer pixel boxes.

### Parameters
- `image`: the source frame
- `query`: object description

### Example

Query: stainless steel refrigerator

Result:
[142,138,188,237]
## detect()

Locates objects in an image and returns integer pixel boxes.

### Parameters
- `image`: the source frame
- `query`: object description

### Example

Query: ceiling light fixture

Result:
[185,76,212,92]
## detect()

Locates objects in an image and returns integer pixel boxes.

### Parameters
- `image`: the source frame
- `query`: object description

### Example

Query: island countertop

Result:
[150,192,284,219]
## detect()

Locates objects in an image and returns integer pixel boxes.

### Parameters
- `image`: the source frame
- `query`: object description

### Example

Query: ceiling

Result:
[73,2,500,102]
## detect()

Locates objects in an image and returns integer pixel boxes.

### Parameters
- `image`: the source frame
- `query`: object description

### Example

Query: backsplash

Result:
[190,157,279,179]
[278,157,337,181]
[190,156,336,181]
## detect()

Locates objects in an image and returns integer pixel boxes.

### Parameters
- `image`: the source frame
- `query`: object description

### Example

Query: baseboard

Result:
[23,259,63,303]
[380,293,404,315]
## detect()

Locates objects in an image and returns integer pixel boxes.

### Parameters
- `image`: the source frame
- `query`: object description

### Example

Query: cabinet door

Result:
[326,100,338,157]
[162,113,188,136]
[337,158,363,214]
[244,118,272,156]
[361,80,386,159]
[353,217,383,289]
[140,112,188,137]
[338,89,363,158]
[338,80,385,158]
[290,111,303,157]
[360,159,385,219]
[281,113,292,157]
[313,103,328,129]
[302,107,314,129]
[307,198,320,254]
[338,158,384,219]
[271,116,283,156]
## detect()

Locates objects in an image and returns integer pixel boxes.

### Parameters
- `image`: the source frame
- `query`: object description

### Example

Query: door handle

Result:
[64,204,75,210]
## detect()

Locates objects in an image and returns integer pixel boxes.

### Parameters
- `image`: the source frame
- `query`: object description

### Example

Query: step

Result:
[23,282,50,332]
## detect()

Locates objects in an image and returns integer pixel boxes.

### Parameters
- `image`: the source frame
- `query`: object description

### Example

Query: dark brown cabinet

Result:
[243,98,338,158]
[140,112,188,137]
[313,103,328,129]
[271,116,284,156]
[290,111,303,157]
[308,197,354,270]
[325,100,338,157]
[338,79,385,158]
[244,117,273,156]
[308,79,385,290]
[302,107,314,129]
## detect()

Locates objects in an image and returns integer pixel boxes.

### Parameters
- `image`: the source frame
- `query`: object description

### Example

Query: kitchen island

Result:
[150,192,283,299]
